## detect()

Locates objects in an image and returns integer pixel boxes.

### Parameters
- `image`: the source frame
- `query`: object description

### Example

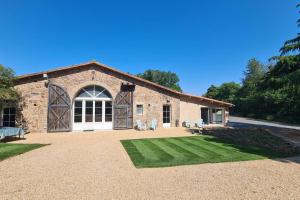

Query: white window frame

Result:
[163,104,171,128]
[1,106,16,127]
[136,104,143,116]
[210,107,224,124]
[72,85,113,131]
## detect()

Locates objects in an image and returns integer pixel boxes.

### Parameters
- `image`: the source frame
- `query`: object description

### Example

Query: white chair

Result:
[196,119,204,129]
[136,120,147,131]
[150,119,157,130]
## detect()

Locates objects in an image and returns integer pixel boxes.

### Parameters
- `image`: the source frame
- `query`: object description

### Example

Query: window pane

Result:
[10,107,16,114]
[75,108,82,115]
[74,115,82,122]
[3,122,9,126]
[105,101,112,107]
[86,101,93,107]
[74,101,82,123]
[3,114,9,121]
[137,105,143,115]
[10,115,15,122]
[4,108,10,114]
[77,89,91,97]
[105,108,112,115]
[86,108,93,115]
[95,101,102,108]
[75,101,82,108]
[95,115,102,122]
[95,107,102,115]
[98,90,112,98]
[85,115,93,122]
[105,115,112,122]
[105,101,112,122]
[83,86,95,96]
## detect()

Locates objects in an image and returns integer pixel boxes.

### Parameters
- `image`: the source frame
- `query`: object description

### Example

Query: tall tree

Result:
[240,58,265,96]
[237,58,265,116]
[137,69,182,92]
[280,4,300,55]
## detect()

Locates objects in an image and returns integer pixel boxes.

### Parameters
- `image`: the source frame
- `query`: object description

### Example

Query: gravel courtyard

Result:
[1,128,300,200]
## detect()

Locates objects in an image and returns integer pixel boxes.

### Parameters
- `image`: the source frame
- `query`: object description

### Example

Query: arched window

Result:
[73,85,113,130]
[76,85,112,99]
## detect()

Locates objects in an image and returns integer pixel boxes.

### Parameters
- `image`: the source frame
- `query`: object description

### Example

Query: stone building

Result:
[1,61,233,133]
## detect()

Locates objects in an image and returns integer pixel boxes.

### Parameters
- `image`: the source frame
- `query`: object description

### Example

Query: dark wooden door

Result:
[201,107,209,124]
[114,91,133,129]
[48,84,71,132]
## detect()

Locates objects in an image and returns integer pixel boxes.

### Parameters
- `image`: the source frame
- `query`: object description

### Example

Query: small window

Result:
[2,107,16,127]
[163,105,171,123]
[136,105,143,115]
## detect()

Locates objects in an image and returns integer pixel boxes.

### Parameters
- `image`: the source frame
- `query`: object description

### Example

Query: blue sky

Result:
[0,0,298,95]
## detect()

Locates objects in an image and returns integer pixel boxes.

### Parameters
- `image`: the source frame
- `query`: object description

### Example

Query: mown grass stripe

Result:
[150,139,186,160]
[132,140,161,161]
[183,137,266,160]
[140,139,174,162]
[121,140,146,165]
[153,138,201,159]
[183,137,240,157]
[170,138,222,158]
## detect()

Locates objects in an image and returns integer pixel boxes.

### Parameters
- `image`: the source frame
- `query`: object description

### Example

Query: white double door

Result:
[73,99,113,131]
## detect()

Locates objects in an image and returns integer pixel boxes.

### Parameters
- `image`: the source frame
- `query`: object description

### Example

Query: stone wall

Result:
[15,79,48,133]
[15,64,181,132]
[179,101,201,125]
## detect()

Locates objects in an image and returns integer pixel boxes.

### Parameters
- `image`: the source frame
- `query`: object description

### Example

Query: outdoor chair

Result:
[189,119,204,135]
[183,120,193,128]
[196,119,204,129]
[150,119,157,130]
[136,120,147,131]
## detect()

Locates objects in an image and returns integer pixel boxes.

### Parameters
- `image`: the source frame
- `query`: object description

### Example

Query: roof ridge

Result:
[15,61,233,107]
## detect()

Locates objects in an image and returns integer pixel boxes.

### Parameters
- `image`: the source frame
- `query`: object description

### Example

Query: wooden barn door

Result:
[114,90,133,129]
[48,84,71,132]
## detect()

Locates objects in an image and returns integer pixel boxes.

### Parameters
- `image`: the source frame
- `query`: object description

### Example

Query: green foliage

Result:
[240,58,265,96]
[0,64,19,109]
[280,4,300,55]
[237,59,266,115]
[203,3,300,124]
[137,69,182,92]
[205,82,241,103]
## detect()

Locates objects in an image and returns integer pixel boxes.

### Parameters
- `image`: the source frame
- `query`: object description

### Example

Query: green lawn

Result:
[121,135,288,168]
[0,143,46,161]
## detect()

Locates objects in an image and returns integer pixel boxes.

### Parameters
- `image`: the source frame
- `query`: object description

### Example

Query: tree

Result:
[205,85,219,99]
[280,4,300,55]
[203,3,300,123]
[205,82,241,103]
[137,69,182,92]
[0,64,19,109]
[240,58,265,96]
[237,58,265,117]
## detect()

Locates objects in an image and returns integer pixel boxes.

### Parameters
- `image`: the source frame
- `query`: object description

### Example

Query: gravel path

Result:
[1,128,300,200]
